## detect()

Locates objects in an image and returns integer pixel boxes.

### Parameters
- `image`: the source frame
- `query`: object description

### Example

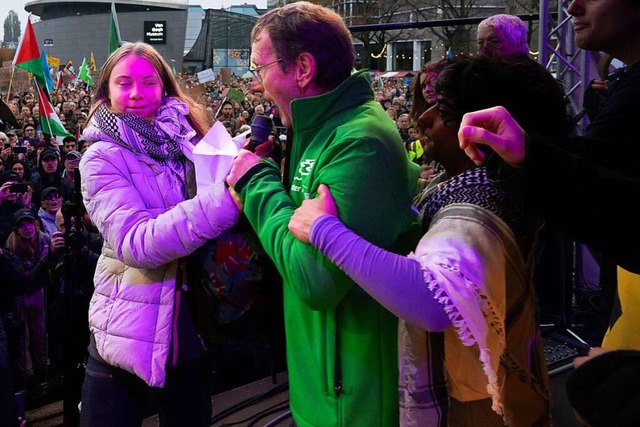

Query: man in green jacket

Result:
[227,2,418,426]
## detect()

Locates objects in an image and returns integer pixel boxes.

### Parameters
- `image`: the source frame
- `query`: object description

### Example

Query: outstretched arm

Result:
[290,185,451,331]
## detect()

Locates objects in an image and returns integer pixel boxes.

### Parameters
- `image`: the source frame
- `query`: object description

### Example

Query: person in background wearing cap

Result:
[29,147,70,210]
[3,208,50,391]
[0,171,33,247]
[5,130,18,148]
[61,151,82,184]
[38,187,63,237]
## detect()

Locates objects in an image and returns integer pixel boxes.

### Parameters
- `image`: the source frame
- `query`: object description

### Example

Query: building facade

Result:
[25,0,188,71]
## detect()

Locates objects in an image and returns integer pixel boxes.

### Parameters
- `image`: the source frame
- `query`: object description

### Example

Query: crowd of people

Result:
[0,1,638,426]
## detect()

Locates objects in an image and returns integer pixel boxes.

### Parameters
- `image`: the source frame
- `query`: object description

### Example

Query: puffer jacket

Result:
[79,125,239,387]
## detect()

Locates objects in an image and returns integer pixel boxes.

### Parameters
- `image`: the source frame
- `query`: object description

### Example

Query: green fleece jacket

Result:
[234,70,418,426]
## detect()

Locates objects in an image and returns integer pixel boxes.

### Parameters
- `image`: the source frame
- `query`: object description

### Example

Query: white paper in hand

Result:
[192,121,250,193]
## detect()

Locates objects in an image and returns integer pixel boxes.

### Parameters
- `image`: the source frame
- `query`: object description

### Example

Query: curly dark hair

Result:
[435,56,570,143]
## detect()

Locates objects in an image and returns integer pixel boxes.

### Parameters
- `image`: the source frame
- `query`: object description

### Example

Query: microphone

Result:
[248,115,274,152]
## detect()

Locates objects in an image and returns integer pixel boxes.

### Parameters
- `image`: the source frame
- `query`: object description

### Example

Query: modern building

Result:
[25,0,188,71]
[182,6,261,75]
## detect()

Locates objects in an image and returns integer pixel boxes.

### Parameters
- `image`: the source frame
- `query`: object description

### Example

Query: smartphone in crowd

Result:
[9,182,29,193]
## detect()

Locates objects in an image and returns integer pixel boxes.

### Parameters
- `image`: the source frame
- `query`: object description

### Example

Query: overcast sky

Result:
[1,0,267,41]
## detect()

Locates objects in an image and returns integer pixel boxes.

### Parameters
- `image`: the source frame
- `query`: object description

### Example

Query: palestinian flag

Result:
[34,78,72,137]
[13,16,46,86]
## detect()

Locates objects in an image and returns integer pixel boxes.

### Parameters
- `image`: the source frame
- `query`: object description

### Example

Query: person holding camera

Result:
[38,207,99,426]
[0,171,33,247]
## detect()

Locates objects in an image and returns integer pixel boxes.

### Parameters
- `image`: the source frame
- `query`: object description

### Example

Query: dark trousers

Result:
[80,355,212,427]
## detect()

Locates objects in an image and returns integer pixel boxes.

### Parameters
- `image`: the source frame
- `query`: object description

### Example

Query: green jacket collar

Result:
[290,69,374,133]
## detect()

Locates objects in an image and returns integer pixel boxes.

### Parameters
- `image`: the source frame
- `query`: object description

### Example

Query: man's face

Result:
[568,0,640,53]
[397,115,410,130]
[24,126,36,138]
[42,157,59,174]
[250,30,296,127]
[222,104,234,118]
[418,102,461,166]
[476,24,519,60]
[64,141,76,152]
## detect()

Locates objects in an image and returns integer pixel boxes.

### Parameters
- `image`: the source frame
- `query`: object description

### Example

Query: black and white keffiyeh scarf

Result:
[419,167,540,258]
[87,97,197,193]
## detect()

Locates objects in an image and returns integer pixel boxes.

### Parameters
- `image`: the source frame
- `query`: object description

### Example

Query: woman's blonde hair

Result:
[87,42,210,137]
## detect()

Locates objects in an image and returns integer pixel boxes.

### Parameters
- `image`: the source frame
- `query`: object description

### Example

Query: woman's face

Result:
[17,219,37,240]
[12,162,25,179]
[109,54,164,119]
[421,71,439,105]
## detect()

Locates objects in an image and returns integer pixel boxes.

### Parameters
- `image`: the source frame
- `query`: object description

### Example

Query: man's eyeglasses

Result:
[249,59,283,83]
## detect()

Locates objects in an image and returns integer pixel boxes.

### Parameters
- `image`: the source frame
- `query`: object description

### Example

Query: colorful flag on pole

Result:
[78,57,94,87]
[89,51,97,72]
[109,3,122,56]
[41,50,55,93]
[62,59,77,80]
[56,70,63,89]
[34,78,72,137]
[12,16,46,86]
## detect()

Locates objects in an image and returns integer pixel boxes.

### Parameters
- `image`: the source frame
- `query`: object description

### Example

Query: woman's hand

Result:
[289,184,338,243]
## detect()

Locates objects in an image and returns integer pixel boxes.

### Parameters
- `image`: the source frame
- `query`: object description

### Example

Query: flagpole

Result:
[6,67,15,99]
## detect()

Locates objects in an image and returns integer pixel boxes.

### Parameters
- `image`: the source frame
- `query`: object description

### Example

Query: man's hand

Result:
[17,184,33,208]
[458,106,526,168]
[0,182,12,204]
[289,184,338,243]
[590,79,609,93]
[50,231,66,255]
[226,149,262,189]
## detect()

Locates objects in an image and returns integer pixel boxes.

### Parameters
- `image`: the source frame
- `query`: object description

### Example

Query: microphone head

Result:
[249,115,274,151]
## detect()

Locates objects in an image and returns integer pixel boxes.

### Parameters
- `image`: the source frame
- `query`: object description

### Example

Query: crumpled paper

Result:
[192,121,250,193]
